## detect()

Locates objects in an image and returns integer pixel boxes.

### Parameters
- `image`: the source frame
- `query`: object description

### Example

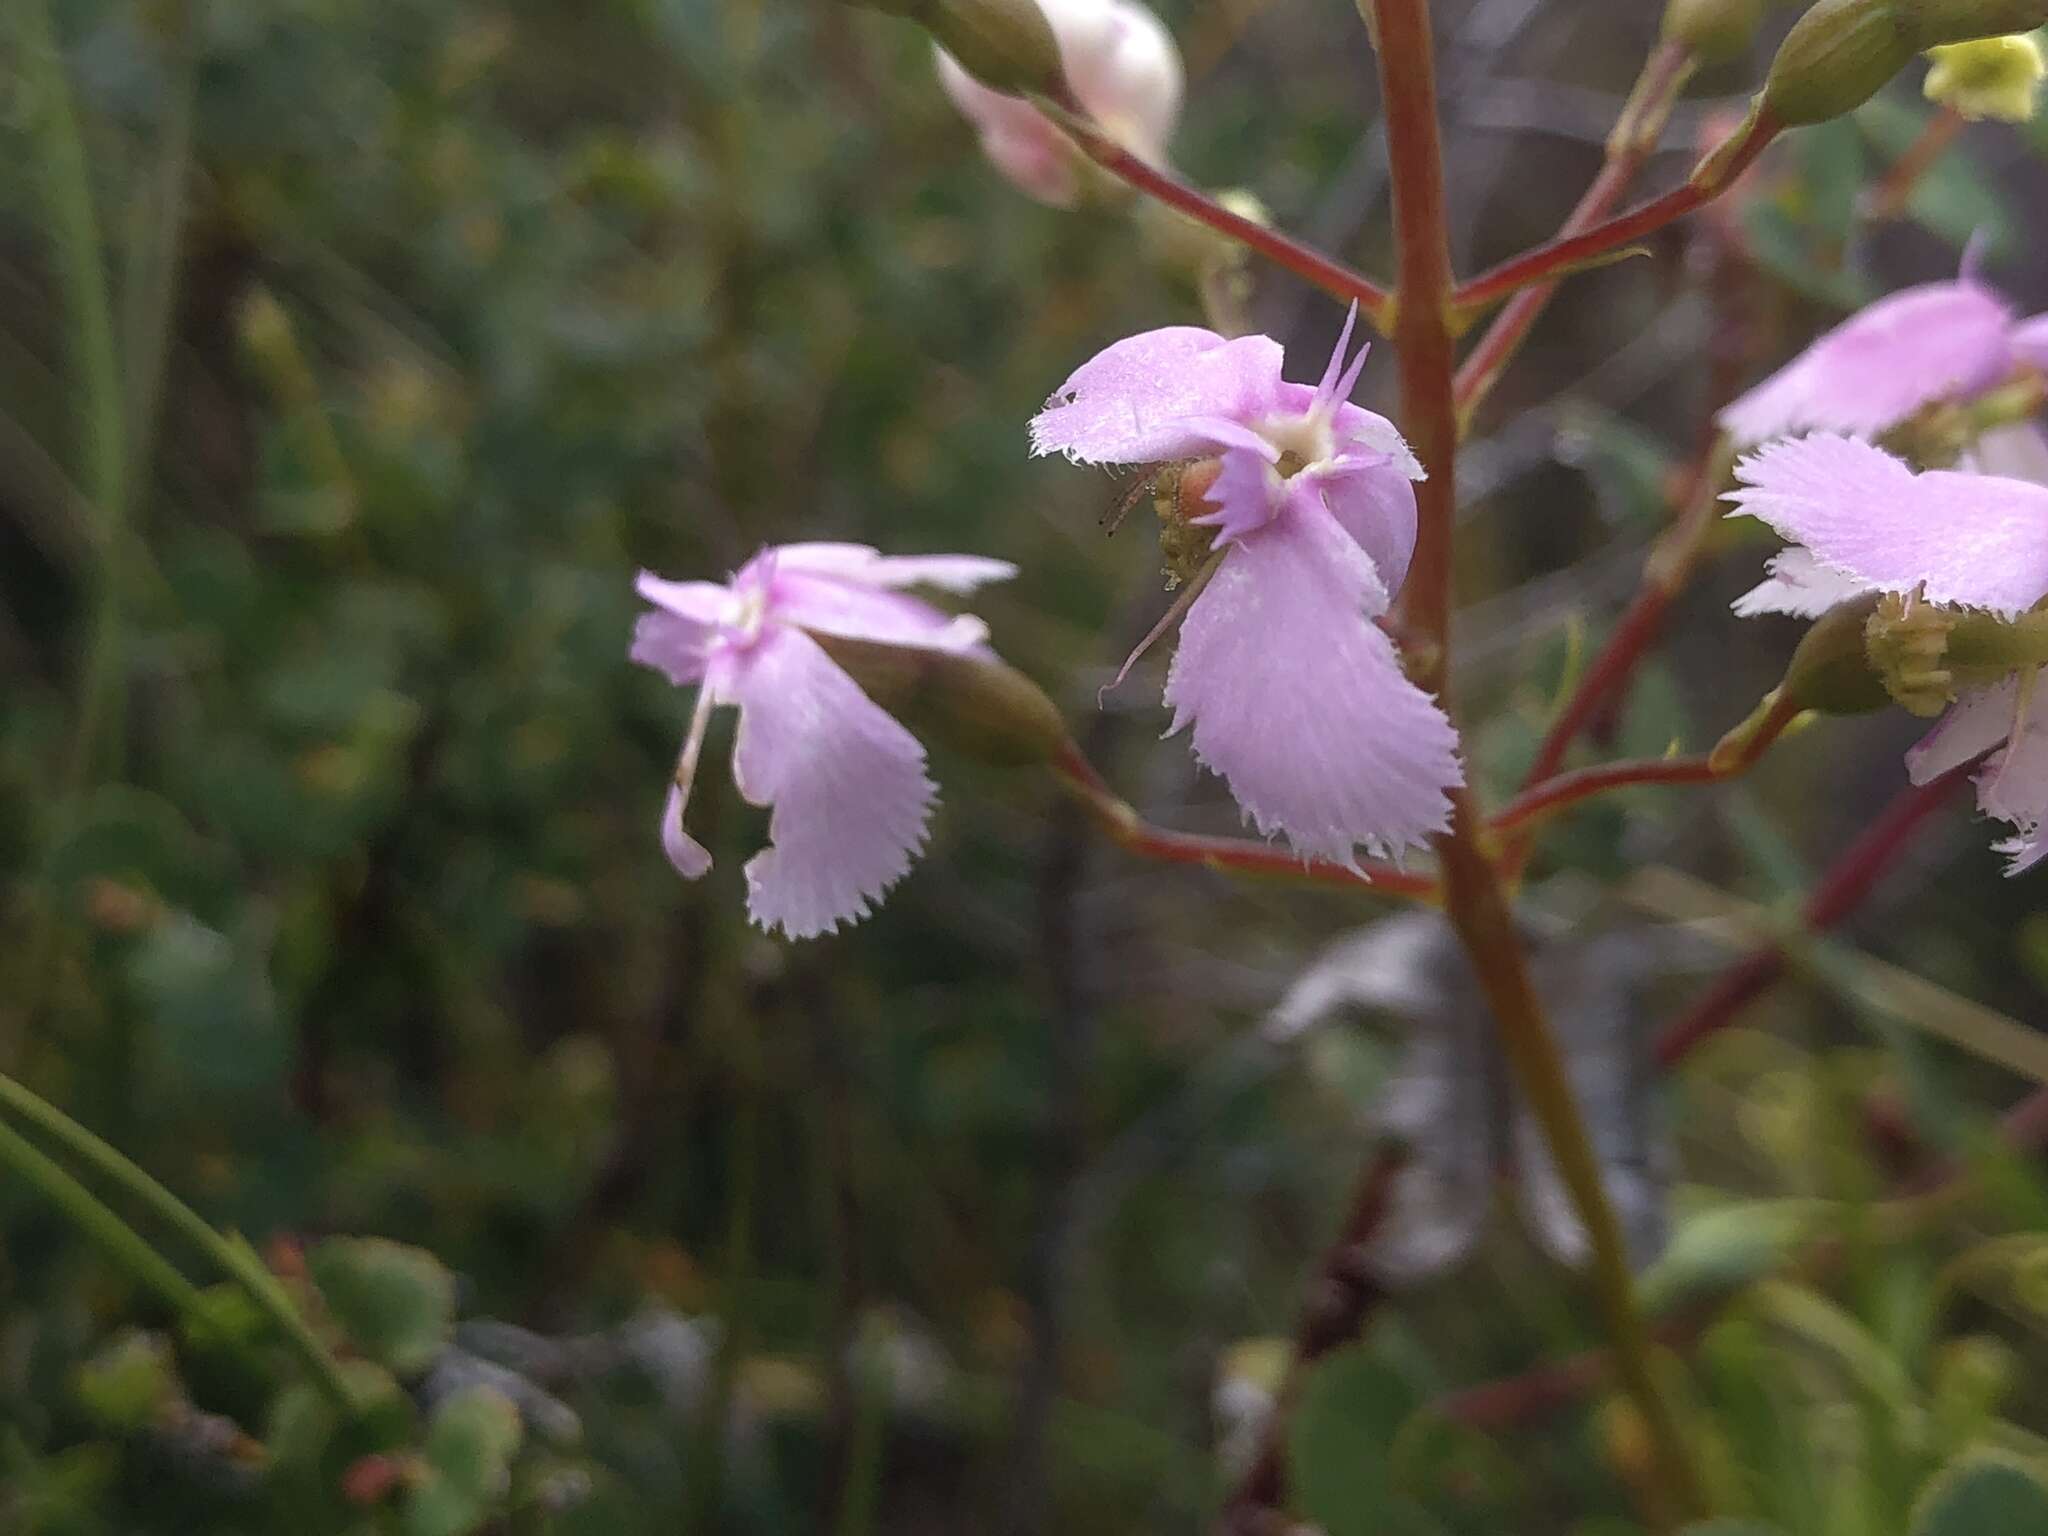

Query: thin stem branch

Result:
[1654,768,1967,1066]
[1519,442,1731,790]
[0,1111,205,1321]
[1052,744,1441,902]
[1453,107,1780,317]
[0,1071,357,1411]
[1043,98,1396,330]
[1491,687,1802,845]
[1454,40,1698,429]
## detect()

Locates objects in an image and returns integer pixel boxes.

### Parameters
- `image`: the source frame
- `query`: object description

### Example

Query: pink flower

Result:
[935,0,1181,208]
[1719,277,2048,447]
[1030,309,1462,864]
[631,544,1016,937]
[1728,430,2048,874]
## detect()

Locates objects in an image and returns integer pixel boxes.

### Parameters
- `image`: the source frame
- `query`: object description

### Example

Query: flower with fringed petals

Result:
[1726,429,2048,873]
[1031,305,1463,867]
[631,544,1016,937]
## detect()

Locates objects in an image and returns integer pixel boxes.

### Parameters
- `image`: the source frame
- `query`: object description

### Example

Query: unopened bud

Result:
[814,636,1071,766]
[1663,0,1765,63]
[930,0,1182,208]
[1763,0,2048,126]
[1714,594,1888,768]
[1923,32,2046,120]
[867,0,1064,97]
[1864,591,1956,715]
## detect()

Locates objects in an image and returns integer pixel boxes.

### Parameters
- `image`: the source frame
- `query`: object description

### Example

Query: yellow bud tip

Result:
[1923,34,2046,121]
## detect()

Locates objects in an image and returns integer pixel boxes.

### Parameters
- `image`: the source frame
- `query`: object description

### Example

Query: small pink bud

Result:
[935,0,1182,208]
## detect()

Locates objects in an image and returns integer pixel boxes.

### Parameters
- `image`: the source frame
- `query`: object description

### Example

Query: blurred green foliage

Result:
[3,0,2048,1532]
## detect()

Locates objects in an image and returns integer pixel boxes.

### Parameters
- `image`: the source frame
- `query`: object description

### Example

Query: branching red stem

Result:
[1453,108,1779,316]
[1453,40,1697,427]
[1048,99,1396,329]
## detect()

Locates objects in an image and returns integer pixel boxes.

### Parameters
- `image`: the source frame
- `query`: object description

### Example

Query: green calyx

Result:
[1762,0,2048,126]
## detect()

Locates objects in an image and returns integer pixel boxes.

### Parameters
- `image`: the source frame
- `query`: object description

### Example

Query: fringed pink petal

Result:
[1726,433,2048,617]
[728,629,935,939]
[1730,544,1873,619]
[1161,494,1461,865]
[1719,280,2015,444]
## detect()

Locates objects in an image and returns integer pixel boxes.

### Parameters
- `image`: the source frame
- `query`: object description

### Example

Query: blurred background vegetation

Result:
[4,0,2048,1531]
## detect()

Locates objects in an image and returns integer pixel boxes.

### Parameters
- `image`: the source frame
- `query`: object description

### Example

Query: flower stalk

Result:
[1373,0,1709,1516]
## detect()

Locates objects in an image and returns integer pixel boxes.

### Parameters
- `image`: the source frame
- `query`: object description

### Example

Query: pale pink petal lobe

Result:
[1726,433,2048,616]
[728,630,935,938]
[1719,281,2015,445]
[1905,680,2018,783]
[1303,454,1418,594]
[2013,314,2048,372]
[1030,328,1285,464]
[631,611,715,686]
[773,572,990,652]
[1978,713,2048,832]
[1162,495,1461,863]
[772,544,1019,593]
[660,783,714,879]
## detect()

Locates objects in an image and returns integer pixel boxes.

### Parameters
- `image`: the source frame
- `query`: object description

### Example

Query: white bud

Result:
[934,0,1182,207]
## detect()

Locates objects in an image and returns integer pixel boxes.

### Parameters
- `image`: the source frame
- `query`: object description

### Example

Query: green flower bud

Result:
[813,635,1071,767]
[1763,0,2048,125]
[853,0,1064,99]
[1663,0,1766,63]
[1712,594,1888,769]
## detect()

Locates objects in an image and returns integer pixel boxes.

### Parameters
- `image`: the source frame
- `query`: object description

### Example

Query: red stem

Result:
[1653,766,1969,1066]
[1052,102,1395,329]
[1453,109,1779,316]
[1519,447,1728,790]
[1489,687,1801,843]
[1052,744,1440,901]
[1453,40,1696,426]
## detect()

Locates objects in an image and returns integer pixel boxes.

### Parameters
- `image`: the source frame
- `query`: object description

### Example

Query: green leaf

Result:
[404,1386,524,1536]
[1637,1198,1834,1315]
[307,1237,456,1377]
[1910,1454,2048,1536]
[1287,1345,1439,1536]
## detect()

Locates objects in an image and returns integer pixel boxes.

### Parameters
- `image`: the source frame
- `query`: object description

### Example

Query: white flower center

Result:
[1257,411,1335,478]
[722,582,772,646]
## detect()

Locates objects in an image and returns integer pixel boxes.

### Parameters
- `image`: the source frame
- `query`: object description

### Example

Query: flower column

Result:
[1367,0,1708,1518]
